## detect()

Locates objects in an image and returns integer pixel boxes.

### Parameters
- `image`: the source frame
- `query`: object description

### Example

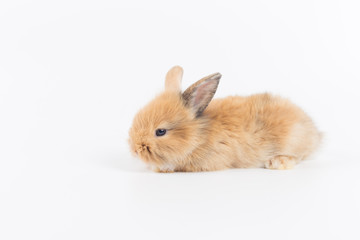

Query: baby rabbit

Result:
[129,66,321,172]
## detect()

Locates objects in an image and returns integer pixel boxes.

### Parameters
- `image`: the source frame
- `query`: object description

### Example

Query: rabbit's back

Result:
[203,93,321,168]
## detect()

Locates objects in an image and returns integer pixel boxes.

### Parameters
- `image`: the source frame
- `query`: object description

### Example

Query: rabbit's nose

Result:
[136,143,146,153]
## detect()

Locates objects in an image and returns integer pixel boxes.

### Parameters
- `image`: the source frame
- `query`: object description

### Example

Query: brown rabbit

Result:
[128,66,321,172]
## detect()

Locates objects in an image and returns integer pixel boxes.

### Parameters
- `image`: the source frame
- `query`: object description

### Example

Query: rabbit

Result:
[128,66,321,172]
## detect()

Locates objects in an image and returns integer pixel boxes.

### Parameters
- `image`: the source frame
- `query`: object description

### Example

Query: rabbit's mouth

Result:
[146,152,171,170]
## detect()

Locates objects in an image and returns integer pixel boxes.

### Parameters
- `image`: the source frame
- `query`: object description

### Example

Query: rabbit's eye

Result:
[155,129,167,137]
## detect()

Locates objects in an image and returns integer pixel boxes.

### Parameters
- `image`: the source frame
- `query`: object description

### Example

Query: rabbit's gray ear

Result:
[165,66,183,92]
[182,73,221,117]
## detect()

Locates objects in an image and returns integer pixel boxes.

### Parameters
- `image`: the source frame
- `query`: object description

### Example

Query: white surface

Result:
[1,1,360,239]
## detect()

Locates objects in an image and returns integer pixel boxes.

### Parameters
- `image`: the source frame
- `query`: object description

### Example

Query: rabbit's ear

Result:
[182,73,221,117]
[165,66,183,92]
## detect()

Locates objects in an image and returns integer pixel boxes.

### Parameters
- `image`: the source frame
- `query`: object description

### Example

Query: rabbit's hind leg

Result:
[265,155,297,170]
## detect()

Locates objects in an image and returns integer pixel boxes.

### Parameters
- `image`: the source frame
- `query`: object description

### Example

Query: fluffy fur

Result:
[128,66,321,172]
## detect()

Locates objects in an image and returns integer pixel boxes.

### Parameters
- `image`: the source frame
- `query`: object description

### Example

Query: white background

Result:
[1,0,360,239]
